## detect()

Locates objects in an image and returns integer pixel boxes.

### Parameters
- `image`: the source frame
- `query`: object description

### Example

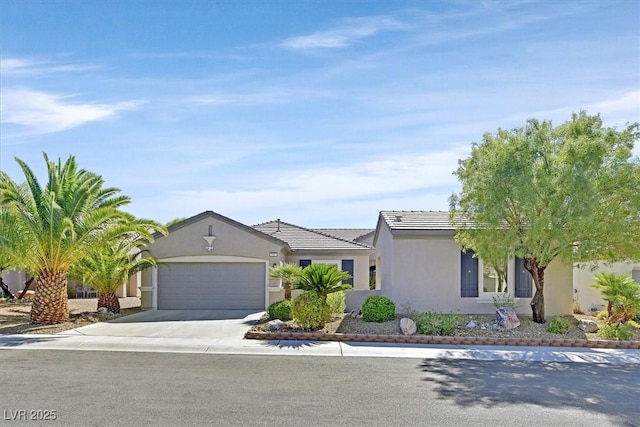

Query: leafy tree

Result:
[450,112,640,323]
[165,217,187,228]
[294,263,352,299]
[269,262,302,301]
[0,153,163,324]
[69,233,162,314]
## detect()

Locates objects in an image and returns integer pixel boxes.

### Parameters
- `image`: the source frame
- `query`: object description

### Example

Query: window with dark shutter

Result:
[460,250,478,297]
[514,257,533,298]
[341,259,354,286]
[299,259,311,269]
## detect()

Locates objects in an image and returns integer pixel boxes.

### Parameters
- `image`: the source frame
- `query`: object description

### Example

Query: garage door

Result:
[157,263,265,310]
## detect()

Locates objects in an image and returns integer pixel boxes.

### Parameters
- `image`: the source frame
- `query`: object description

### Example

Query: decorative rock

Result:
[97,307,109,314]
[265,319,289,331]
[399,317,417,335]
[578,319,599,333]
[466,320,476,329]
[496,307,520,330]
[349,309,361,319]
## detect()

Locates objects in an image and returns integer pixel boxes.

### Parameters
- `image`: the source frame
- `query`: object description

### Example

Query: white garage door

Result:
[157,262,265,310]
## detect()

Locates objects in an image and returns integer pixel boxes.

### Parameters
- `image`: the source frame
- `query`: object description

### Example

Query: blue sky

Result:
[1,1,638,228]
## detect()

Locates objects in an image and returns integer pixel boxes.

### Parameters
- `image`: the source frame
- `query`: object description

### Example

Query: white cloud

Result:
[282,15,406,50]
[148,146,468,225]
[0,57,100,75]
[0,88,147,134]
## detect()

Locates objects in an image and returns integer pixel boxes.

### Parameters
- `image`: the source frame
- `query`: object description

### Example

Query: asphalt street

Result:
[1,350,638,426]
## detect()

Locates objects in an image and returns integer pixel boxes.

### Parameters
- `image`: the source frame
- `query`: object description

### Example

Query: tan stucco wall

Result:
[147,216,286,261]
[573,262,640,313]
[376,231,574,317]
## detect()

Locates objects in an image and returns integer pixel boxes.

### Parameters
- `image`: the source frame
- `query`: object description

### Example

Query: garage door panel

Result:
[158,262,265,310]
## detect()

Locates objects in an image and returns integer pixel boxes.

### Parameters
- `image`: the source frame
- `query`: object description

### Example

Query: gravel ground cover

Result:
[0,297,141,335]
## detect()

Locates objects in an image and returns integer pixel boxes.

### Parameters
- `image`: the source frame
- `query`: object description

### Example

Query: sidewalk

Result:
[2,332,640,364]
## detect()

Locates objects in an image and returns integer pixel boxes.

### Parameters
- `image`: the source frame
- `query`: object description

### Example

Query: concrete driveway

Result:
[64,310,264,339]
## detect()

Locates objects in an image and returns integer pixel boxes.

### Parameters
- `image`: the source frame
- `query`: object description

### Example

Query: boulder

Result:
[466,320,476,329]
[578,319,599,333]
[399,317,417,335]
[97,307,109,314]
[496,307,520,330]
[265,319,289,331]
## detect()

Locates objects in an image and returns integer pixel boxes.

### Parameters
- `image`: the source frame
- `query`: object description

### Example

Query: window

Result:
[299,259,353,285]
[461,252,533,299]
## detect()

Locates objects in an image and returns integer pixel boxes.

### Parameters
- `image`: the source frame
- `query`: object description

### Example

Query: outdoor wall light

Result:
[202,235,216,251]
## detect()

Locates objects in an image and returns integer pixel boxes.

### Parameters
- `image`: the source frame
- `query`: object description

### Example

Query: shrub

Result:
[547,316,571,334]
[598,323,634,341]
[596,310,609,320]
[415,312,461,336]
[591,273,640,324]
[267,300,293,321]
[291,291,331,331]
[361,295,396,322]
[326,291,346,316]
[491,293,517,310]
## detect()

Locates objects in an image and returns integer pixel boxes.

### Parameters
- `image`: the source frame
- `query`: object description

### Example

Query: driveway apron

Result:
[67,310,264,339]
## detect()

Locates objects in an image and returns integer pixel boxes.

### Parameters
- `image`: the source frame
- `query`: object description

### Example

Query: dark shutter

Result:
[514,257,533,298]
[299,259,311,269]
[341,259,354,286]
[460,250,478,297]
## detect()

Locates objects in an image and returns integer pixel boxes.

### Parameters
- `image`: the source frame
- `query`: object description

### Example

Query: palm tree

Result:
[592,272,640,324]
[0,153,161,324]
[294,263,352,299]
[269,263,303,300]
[69,234,161,313]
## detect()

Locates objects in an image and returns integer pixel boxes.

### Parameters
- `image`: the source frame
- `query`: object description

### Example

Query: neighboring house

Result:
[139,211,374,310]
[372,210,574,316]
[573,262,640,313]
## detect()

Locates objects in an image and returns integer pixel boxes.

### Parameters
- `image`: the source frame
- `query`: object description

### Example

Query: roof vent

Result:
[394,215,402,222]
[276,218,281,232]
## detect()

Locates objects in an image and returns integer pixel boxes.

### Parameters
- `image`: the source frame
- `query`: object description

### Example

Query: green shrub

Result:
[415,312,461,336]
[361,295,396,322]
[596,310,609,320]
[491,293,517,310]
[326,291,346,316]
[547,316,571,334]
[291,291,331,331]
[598,323,634,341]
[267,300,293,321]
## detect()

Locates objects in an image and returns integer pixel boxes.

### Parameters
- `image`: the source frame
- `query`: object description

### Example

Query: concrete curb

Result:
[244,331,640,349]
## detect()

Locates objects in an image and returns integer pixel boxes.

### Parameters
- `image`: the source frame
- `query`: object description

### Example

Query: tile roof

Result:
[314,228,375,242]
[380,211,456,230]
[254,220,374,251]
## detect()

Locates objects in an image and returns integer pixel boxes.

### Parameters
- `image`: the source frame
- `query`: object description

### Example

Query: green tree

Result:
[450,112,640,323]
[269,262,302,301]
[0,153,163,324]
[294,263,352,299]
[69,234,163,314]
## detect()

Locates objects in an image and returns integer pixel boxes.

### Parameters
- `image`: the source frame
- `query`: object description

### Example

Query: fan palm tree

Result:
[269,263,303,300]
[69,236,160,313]
[0,153,162,324]
[294,263,352,299]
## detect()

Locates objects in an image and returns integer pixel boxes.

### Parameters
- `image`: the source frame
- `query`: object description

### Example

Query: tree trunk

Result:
[0,278,14,299]
[17,277,35,299]
[524,258,546,324]
[97,292,120,313]
[284,283,292,301]
[31,270,69,324]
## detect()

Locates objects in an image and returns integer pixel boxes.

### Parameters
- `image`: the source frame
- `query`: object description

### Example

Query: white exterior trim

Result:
[158,255,269,263]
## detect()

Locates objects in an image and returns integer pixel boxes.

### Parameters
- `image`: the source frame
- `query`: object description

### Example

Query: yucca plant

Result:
[591,272,640,324]
[294,263,352,299]
[269,262,303,301]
